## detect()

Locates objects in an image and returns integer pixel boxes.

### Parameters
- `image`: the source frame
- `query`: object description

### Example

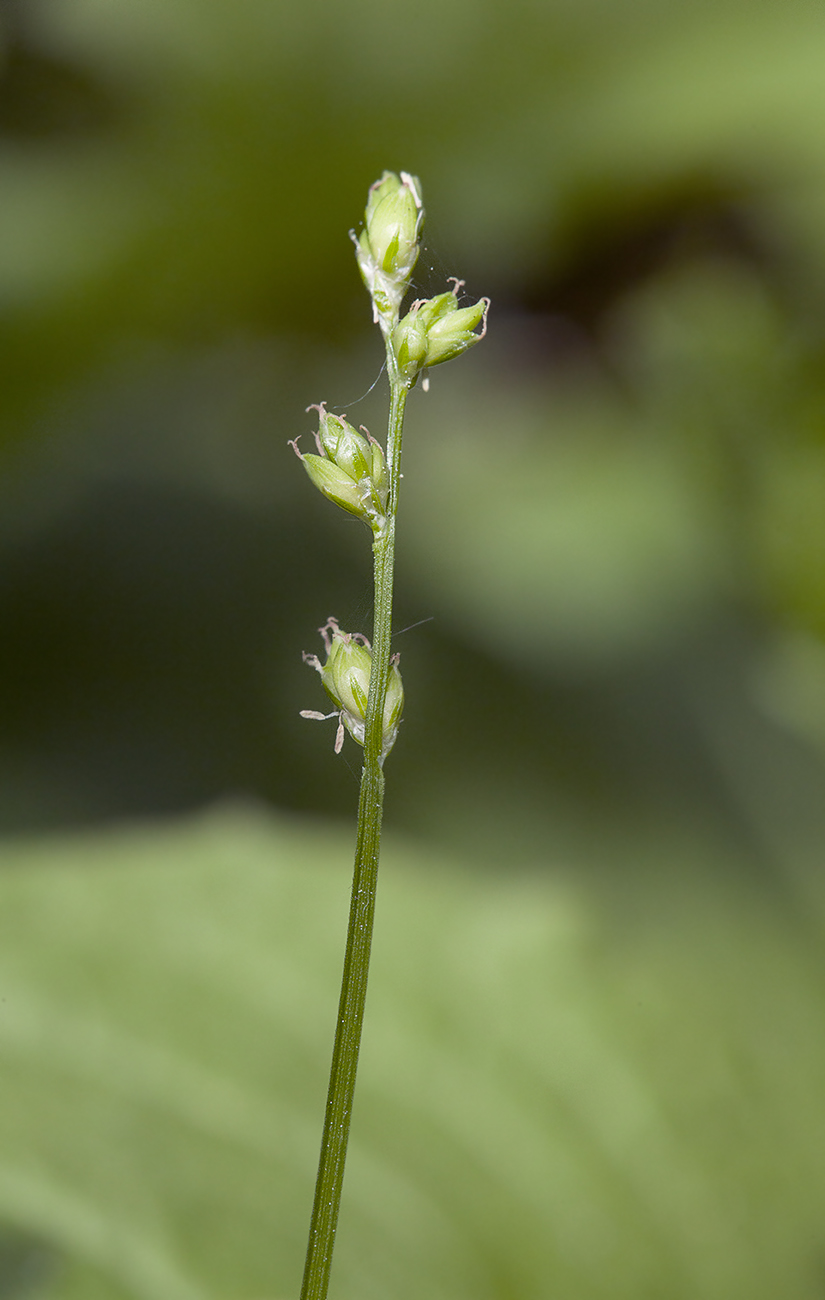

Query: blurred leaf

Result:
[0,806,824,1298]
[401,372,725,670]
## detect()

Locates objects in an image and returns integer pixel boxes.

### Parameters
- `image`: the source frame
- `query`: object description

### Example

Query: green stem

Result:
[299,369,408,1300]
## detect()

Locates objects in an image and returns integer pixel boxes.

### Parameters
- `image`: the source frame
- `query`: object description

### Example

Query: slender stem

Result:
[299,368,408,1300]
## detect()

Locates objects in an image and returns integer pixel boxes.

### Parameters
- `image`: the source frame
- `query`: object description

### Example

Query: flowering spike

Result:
[391,286,488,386]
[301,618,404,760]
[352,171,424,333]
[291,406,388,531]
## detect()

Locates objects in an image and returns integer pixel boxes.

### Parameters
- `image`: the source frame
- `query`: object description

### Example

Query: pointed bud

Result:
[391,314,429,382]
[315,408,373,481]
[391,283,488,385]
[352,171,424,330]
[302,618,404,759]
[381,654,405,756]
[370,440,388,503]
[299,454,365,518]
[421,297,488,365]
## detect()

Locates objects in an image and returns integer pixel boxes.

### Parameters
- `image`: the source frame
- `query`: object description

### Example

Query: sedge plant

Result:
[292,171,488,1300]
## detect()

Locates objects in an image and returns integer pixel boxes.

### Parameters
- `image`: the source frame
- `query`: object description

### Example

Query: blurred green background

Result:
[2,0,825,1296]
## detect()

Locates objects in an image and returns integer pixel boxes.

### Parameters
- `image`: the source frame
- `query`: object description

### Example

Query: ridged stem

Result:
[299,365,408,1300]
